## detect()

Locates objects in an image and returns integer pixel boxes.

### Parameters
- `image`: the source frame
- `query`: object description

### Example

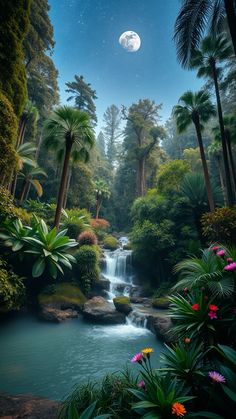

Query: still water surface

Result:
[0,315,163,400]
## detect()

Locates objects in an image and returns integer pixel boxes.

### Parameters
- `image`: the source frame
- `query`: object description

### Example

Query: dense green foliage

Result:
[0,258,25,312]
[73,245,100,293]
[0,0,31,116]
[202,206,236,245]
[102,234,119,250]
[0,94,19,186]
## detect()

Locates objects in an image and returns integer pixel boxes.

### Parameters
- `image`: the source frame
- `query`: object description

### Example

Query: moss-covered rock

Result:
[103,235,119,250]
[152,296,170,309]
[113,296,132,315]
[38,283,87,307]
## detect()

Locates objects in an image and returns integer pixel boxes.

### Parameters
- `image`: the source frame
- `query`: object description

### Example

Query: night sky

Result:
[49,0,202,131]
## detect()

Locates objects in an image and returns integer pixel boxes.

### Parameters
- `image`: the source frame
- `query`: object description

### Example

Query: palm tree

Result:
[19,165,47,204]
[44,106,94,228]
[11,142,37,196]
[190,34,234,205]
[173,90,215,211]
[94,179,111,219]
[174,0,236,68]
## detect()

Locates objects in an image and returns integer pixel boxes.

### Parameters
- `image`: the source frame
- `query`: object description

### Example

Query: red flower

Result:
[191,303,199,310]
[209,304,219,312]
[212,246,219,252]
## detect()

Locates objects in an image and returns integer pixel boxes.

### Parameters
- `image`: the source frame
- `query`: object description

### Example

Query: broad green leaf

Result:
[132,401,158,409]
[32,258,46,278]
[218,345,236,366]
[68,402,80,419]
[222,385,236,402]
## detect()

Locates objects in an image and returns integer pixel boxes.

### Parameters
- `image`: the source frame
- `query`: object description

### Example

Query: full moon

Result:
[119,31,141,52]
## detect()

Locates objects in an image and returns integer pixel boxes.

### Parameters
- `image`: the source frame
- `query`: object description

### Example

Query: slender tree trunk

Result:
[211,59,234,205]
[137,158,145,196]
[96,198,102,219]
[193,116,215,212]
[20,179,28,205]
[225,130,236,199]
[63,168,72,209]
[54,140,73,229]
[216,155,227,205]
[224,0,236,57]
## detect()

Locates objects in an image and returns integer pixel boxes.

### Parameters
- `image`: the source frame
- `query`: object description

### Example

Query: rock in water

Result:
[0,393,59,418]
[82,296,126,324]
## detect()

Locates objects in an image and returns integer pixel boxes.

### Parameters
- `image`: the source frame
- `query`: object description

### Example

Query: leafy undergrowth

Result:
[38,283,87,305]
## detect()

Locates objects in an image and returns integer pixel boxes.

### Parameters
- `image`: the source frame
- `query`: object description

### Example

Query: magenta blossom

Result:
[227,258,233,263]
[131,353,143,363]
[138,380,145,389]
[216,249,225,257]
[224,262,236,271]
[208,311,217,320]
[208,371,226,383]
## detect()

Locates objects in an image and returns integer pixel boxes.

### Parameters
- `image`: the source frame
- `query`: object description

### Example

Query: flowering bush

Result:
[78,230,97,246]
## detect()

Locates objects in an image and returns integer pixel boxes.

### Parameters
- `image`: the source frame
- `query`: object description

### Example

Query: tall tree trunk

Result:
[96,197,102,219]
[224,0,236,57]
[211,59,234,205]
[193,115,215,212]
[216,155,227,205]
[225,130,236,198]
[137,158,145,196]
[20,179,29,205]
[63,168,72,209]
[54,140,73,229]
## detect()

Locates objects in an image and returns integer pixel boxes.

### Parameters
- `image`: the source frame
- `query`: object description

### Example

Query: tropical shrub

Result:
[173,246,236,298]
[58,370,139,419]
[201,207,236,245]
[73,245,100,293]
[0,216,77,279]
[169,292,233,345]
[38,283,86,306]
[0,187,17,223]
[78,230,97,246]
[0,258,25,312]
[90,218,110,241]
[62,208,91,239]
[102,234,119,250]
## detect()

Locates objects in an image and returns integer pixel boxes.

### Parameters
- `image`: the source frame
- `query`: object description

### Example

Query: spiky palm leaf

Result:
[174,0,225,67]
[173,247,235,297]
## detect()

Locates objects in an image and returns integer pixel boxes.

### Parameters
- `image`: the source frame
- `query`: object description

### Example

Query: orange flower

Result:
[172,402,186,417]
[184,337,191,344]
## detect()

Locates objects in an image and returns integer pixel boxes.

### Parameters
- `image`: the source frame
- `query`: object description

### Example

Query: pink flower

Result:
[227,258,233,263]
[183,287,188,293]
[208,371,225,383]
[131,353,143,363]
[138,380,145,389]
[216,249,225,257]
[224,262,236,271]
[208,311,217,320]
[212,246,219,252]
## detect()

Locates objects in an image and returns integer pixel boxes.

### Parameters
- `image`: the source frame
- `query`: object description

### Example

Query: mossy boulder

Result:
[152,296,170,309]
[38,283,87,309]
[113,296,132,315]
[103,235,119,250]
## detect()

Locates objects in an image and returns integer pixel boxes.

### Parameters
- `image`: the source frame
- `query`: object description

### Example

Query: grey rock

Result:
[0,392,59,419]
[82,296,126,324]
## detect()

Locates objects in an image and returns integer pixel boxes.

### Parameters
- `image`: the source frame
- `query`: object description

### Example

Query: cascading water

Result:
[102,248,133,299]
[102,247,149,329]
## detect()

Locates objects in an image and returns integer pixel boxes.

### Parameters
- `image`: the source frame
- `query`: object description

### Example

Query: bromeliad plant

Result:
[168,292,232,345]
[0,216,77,279]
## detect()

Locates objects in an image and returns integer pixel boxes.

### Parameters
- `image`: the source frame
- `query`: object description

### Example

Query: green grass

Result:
[38,283,87,305]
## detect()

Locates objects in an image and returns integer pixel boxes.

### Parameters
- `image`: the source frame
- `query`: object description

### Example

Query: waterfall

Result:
[102,249,133,299]
[127,310,148,328]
